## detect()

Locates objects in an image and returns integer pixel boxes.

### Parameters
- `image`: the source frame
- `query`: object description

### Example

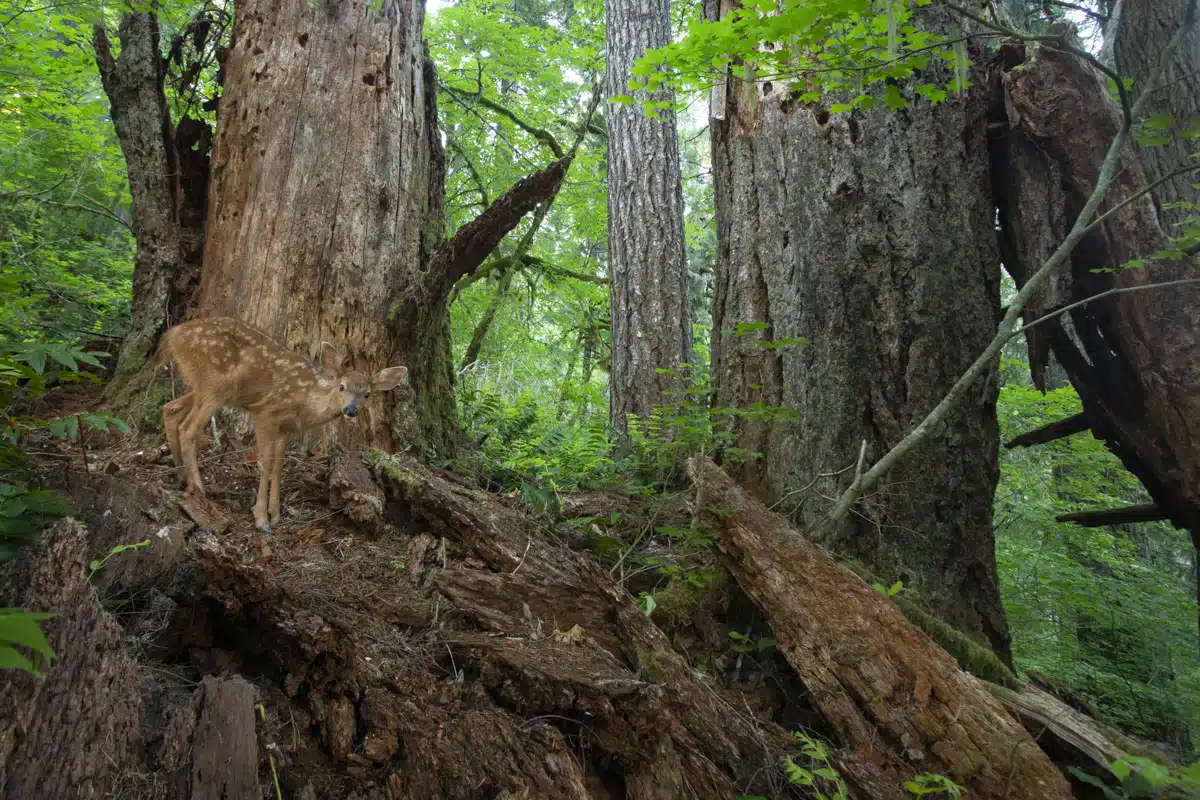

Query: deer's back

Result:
[163,318,319,411]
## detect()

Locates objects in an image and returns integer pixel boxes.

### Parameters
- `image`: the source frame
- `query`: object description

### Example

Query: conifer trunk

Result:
[1113,0,1200,236]
[707,5,1012,663]
[605,0,692,432]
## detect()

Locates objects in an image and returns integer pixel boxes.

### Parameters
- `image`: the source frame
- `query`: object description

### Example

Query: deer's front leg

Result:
[253,427,278,532]
[268,436,286,526]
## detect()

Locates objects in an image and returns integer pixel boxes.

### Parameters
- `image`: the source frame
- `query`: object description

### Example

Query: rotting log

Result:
[688,457,1074,799]
[1056,504,1170,527]
[990,24,1200,536]
[0,518,140,799]
[991,683,1138,784]
[1006,412,1092,449]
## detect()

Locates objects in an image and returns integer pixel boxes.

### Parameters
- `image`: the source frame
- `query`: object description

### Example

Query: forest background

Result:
[1,0,1199,793]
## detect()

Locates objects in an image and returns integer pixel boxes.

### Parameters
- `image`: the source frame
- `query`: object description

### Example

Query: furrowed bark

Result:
[708,0,1011,662]
[93,14,208,407]
[196,0,450,455]
[606,0,692,434]
[1113,0,1200,236]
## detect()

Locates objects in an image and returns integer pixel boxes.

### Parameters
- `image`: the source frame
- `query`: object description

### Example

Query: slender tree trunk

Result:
[708,7,1012,663]
[1113,0,1200,237]
[605,0,692,432]
[93,14,208,408]
[459,269,514,371]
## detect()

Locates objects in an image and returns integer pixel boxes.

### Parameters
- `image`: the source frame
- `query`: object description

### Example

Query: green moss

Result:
[892,595,1019,689]
[635,646,671,684]
[113,376,173,433]
[651,568,729,630]
[368,450,424,496]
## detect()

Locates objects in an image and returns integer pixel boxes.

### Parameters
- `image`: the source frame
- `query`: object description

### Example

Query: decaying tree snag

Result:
[429,157,571,293]
[990,26,1200,536]
[0,518,139,799]
[93,14,209,403]
[688,458,1074,799]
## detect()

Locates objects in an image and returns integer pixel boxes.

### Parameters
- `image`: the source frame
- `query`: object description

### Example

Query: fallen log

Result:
[688,457,1074,799]
[376,455,804,797]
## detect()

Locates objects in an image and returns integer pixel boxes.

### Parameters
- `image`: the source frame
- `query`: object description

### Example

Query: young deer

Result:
[154,317,407,531]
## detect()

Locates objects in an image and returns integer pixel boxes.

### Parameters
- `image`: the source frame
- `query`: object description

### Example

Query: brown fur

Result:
[154,317,406,531]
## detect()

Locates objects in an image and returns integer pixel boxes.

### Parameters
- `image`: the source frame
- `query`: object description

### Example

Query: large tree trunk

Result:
[990,25,1200,536]
[93,14,209,407]
[708,8,1011,663]
[196,0,448,454]
[605,0,692,432]
[1113,0,1200,237]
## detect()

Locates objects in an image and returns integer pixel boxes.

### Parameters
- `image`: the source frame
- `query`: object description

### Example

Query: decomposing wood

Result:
[189,677,259,799]
[1056,503,1170,527]
[990,682,1132,777]
[378,455,800,799]
[688,457,1074,799]
[0,518,140,799]
[92,14,208,397]
[429,156,573,293]
[990,25,1200,535]
[1006,412,1092,449]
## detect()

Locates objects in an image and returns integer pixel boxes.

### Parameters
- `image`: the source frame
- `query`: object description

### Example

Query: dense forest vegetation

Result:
[1,0,1198,797]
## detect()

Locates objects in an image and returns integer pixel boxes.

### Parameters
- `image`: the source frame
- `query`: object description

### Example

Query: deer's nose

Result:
[343,406,358,418]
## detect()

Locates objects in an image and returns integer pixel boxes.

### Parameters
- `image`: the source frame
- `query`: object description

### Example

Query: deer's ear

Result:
[320,342,343,374]
[373,366,408,391]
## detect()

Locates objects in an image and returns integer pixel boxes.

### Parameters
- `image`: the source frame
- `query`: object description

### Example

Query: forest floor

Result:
[1,378,1138,800]
[1,378,819,799]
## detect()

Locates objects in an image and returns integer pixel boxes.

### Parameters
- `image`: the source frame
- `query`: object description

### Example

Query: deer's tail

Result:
[152,328,175,370]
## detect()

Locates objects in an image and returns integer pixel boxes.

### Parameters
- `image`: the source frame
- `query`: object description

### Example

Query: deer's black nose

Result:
[344,406,358,418]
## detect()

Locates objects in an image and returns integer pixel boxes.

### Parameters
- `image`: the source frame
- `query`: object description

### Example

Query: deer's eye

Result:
[365,392,371,399]
[339,383,345,391]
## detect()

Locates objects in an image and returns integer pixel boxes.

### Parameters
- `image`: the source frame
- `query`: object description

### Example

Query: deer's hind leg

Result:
[162,392,194,486]
[178,395,222,496]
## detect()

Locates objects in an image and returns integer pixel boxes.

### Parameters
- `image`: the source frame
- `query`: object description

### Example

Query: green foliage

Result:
[0,2,135,342]
[625,0,973,116]
[1070,756,1200,799]
[783,731,849,800]
[904,773,963,798]
[88,539,150,582]
[0,608,55,675]
[0,340,126,558]
[996,377,1200,749]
